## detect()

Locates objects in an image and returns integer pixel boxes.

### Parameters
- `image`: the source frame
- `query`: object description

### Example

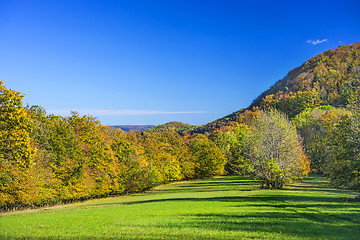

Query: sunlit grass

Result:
[1,175,359,239]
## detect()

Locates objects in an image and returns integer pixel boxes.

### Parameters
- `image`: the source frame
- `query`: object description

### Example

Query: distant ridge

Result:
[112,125,155,132]
[143,121,196,134]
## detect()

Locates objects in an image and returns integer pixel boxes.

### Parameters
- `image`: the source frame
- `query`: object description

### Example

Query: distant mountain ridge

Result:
[144,121,196,134]
[112,125,155,132]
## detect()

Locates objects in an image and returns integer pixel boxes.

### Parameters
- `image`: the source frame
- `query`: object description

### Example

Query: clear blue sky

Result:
[1,0,359,125]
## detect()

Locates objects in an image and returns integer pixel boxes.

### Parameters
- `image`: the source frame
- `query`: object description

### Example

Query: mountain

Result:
[191,109,246,134]
[193,42,360,133]
[112,125,155,132]
[251,42,360,108]
[144,121,196,134]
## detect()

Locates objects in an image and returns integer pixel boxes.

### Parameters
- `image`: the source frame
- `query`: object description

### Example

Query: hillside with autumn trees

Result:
[194,42,360,134]
[144,121,196,134]
[195,42,360,191]
[1,42,360,211]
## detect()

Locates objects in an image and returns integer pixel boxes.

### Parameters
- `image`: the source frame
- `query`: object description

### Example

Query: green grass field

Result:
[1,175,359,239]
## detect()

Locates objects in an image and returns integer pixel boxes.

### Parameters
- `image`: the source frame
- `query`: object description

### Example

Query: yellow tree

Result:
[67,112,120,197]
[0,81,36,167]
[0,81,37,209]
[188,134,227,178]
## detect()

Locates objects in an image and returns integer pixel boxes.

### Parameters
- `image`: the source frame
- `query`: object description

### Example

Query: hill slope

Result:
[144,121,196,134]
[193,42,360,133]
[251,42,360,108]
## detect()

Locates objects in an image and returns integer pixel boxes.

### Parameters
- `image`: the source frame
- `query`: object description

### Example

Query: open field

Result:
[1,175,359,239]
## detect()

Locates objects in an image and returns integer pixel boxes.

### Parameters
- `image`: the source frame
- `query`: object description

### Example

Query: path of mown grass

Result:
[1,175,359,239]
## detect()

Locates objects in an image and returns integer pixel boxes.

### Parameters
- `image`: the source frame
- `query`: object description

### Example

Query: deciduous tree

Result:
[245,109,309,189]
[0,81,37,208]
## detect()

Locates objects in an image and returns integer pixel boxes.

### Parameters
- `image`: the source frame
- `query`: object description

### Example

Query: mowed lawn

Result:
[1,175,359,239]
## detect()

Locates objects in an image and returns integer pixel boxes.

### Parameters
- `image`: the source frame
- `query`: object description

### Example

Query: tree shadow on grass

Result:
[118,194,351,205]
[177,180,258,188]
[285,184,356,195]
[4,209,359,240]
[155,177,260,193]
[117,193,360,231]
[162,211,360,240]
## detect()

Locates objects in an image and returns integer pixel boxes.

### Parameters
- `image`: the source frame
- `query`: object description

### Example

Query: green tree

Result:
[67,112,121,196]
[209,122,250,174]
[261,89,322,118]
[327,89,360,191]
[111,130,149,193]
[188,134,227,178]
[245,109,309,189]
[293,106,350,173]
[140,131,183,184]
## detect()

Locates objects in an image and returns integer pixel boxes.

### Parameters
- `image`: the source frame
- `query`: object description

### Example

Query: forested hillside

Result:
[144,121,196,134]
[252,42,360,109]
[195,42,360,192]
[194,42,360,133]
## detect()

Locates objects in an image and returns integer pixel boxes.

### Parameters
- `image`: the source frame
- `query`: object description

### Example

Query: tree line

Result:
[0,81,227,211]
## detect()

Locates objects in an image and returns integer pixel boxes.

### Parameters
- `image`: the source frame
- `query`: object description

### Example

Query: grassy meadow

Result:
[0,175,359,239]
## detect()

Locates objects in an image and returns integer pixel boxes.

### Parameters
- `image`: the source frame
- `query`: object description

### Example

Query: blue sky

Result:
[1,0,359,125]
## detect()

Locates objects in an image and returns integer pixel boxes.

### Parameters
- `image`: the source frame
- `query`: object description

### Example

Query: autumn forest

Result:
[1,42,360,212]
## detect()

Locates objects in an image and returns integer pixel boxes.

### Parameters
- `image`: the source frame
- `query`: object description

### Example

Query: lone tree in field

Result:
[245,109,309,189]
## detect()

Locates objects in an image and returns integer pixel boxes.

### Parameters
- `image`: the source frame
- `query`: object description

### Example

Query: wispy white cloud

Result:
[306,39,328,45]
[49,109,208,116]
